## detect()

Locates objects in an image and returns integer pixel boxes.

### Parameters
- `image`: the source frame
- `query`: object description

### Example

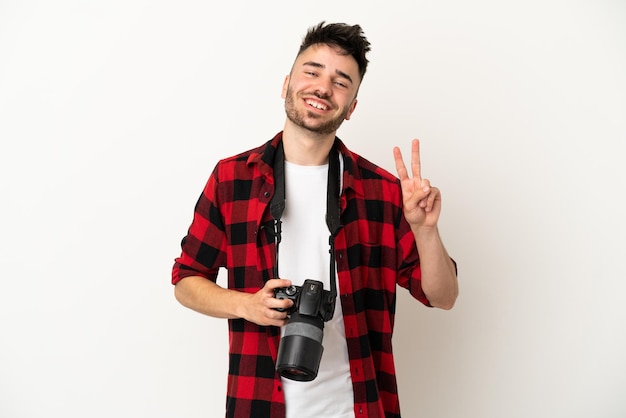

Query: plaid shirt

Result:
[172,132,432,418]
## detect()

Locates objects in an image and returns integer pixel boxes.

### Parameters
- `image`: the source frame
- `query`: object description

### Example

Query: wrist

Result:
[411,224,439,242]
[234,291,252,320]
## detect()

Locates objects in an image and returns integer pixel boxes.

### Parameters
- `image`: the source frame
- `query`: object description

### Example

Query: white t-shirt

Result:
[278,161,355,418]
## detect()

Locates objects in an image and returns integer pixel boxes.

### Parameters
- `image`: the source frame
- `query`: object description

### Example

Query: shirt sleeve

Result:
[395,207,433,307]
[172,165,227,285]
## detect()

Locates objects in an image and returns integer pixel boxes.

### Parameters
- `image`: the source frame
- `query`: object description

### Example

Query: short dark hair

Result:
[298,21,371,81]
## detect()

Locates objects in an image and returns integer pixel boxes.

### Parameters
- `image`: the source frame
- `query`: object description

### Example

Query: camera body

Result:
[274,279,335,321]
[273,279,335,381]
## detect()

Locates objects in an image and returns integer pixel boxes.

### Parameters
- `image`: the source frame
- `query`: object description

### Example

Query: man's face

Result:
[282,44,360,135]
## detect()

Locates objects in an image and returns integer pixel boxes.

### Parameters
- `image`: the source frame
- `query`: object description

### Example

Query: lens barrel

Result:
[276,312,325,381]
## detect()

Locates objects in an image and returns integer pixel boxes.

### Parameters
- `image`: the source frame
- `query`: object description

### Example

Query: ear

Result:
[344,98,358,121]
[281,75,290,99]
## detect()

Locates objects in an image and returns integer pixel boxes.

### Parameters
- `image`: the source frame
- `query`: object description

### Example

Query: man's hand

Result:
[174,276,295,326]
[241,278,294,327]
[393,139,442,229]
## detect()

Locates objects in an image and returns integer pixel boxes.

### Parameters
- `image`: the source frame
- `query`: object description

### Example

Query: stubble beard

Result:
[284,86,350,136]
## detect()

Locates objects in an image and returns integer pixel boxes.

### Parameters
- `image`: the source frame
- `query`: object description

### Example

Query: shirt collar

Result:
[246,131,362,197]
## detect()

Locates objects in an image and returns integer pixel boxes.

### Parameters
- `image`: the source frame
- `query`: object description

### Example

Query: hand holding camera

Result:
[237,278,293,327]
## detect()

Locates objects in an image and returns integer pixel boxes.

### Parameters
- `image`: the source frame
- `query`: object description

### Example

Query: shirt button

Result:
[263,191,270,198]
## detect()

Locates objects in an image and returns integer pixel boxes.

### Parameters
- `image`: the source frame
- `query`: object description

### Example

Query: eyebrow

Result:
[302,61,354,85]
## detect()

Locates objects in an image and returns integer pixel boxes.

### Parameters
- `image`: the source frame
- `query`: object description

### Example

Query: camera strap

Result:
[270,140,341,309]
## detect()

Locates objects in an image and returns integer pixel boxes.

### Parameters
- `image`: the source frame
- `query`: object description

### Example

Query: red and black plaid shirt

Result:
[172,132,432,418]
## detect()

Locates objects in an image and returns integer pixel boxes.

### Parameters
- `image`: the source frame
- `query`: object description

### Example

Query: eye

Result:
[334,80,348,88]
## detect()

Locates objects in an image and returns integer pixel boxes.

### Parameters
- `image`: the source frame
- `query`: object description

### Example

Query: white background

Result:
[1,1,625,417]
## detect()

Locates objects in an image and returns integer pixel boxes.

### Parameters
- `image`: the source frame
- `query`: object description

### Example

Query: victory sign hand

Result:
[393,139,442,229]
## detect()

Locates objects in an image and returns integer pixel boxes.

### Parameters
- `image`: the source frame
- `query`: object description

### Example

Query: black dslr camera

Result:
[274,279,335,381]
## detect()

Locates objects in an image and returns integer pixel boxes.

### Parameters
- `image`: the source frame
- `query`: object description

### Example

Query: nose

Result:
[313,76,333,99]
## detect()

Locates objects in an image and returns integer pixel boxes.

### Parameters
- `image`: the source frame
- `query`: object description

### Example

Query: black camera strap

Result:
[270,140,341,313]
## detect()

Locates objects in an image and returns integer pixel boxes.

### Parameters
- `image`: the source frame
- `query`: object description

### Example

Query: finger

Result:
[424,187,440,212]
[268,297,294,311]
[411,139,422,184]
[393,146,410,181]
[263,293,291,310]
[266,279,295,310]
[262,309,290,327]
[265,278,292,290]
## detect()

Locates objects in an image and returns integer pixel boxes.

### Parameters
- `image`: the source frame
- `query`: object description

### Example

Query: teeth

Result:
[306,99,327,110]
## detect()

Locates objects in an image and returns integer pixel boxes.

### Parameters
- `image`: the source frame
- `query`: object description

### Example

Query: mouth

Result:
[304,98,331,112]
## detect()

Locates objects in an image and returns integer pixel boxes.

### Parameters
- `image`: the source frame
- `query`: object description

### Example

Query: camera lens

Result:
[276,312,324,381]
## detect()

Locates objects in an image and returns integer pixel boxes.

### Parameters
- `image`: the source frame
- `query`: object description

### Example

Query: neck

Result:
[282,122,336,165]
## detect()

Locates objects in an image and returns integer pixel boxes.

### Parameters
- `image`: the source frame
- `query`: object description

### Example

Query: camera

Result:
[274,279,335,381]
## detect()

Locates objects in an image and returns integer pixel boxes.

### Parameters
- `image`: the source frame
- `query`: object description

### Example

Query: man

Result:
[172,21,458,418]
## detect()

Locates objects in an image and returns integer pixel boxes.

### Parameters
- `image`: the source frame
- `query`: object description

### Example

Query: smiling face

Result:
[282,44,360,136]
